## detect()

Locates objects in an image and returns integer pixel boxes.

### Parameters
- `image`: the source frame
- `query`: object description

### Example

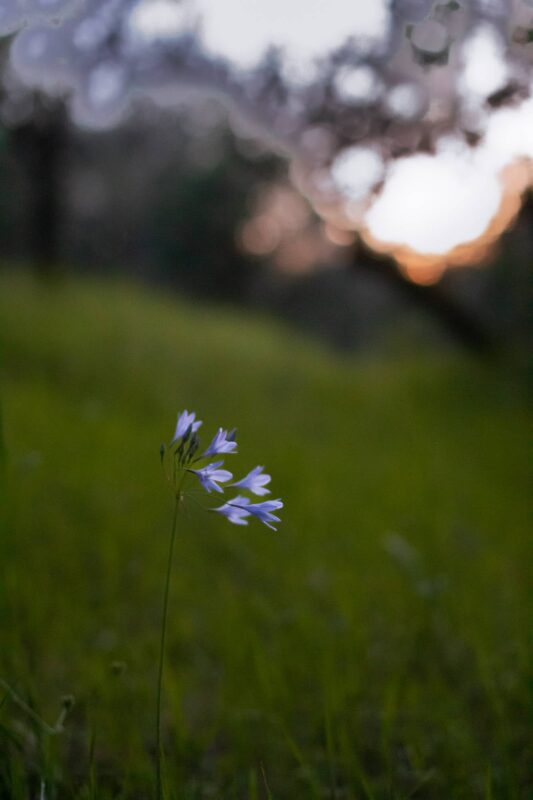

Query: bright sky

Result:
[131,0,392,69]
[129,0,189,40]
[365,148,502,255]
[199,0,390,68]
[459,23,509,99]
[331,147,385,202]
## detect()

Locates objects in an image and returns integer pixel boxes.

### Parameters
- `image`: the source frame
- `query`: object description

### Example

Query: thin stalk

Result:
[0,679,58,735]
[155,492,181,800]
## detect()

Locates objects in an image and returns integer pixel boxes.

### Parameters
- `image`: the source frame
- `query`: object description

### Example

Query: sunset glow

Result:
[363,160,531,283]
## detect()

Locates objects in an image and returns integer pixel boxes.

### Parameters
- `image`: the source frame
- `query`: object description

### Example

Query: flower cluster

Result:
[161,410,283,531]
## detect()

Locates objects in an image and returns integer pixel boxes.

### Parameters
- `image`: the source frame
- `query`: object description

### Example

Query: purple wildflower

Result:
[172,410,202,443]
[204,428,238,456]
[245,499,283,531]
[231,466,271,496]
[213,495,251,526]
[189,461,233,494]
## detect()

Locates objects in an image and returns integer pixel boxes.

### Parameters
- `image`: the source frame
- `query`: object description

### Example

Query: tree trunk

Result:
[351,241,498,357]
[11,98,67,279]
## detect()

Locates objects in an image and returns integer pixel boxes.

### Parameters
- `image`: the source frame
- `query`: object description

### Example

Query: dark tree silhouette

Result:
[10,97,68,278]
[352,241,498,356]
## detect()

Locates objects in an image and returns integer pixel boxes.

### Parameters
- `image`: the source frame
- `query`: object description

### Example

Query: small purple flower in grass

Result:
[189,461,233,494]
[157,412,282,800]
[231,466,271,496]
[172,409,202,443]
[204,427,238,456]
[213,495,252,526]
[162,410,282,530]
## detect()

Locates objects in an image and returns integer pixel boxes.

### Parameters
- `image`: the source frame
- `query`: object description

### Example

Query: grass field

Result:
[0,270,530,799]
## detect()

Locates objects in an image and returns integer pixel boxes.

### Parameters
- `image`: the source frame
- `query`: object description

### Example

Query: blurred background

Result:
[0,1,531,798]
[0,75,531,354]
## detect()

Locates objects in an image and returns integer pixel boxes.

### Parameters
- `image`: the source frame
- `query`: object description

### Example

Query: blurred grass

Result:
[0,269,530,799]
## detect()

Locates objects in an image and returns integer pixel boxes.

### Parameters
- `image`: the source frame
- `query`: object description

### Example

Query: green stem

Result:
[0,678,58,736]
[155,493,181,800]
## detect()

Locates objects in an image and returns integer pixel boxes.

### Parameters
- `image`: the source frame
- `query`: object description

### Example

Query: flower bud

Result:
[61,694,75,711]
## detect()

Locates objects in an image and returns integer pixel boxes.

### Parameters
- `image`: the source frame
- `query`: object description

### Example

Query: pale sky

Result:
[195,0,391,69]
[131,0,392,70]
[365,148,502,254]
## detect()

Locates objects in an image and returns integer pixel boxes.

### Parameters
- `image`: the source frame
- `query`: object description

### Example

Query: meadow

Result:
[0,270,530,799]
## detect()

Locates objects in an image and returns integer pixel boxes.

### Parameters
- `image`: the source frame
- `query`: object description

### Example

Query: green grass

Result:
[0,269,530,799]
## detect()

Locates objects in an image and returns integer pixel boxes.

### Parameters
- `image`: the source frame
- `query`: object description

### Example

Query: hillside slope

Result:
[0,270,530,799]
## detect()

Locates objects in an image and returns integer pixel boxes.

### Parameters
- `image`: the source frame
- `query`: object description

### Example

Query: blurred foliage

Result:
[0,73,531,353]
[0,270,530,798]
[151,133,281,301]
